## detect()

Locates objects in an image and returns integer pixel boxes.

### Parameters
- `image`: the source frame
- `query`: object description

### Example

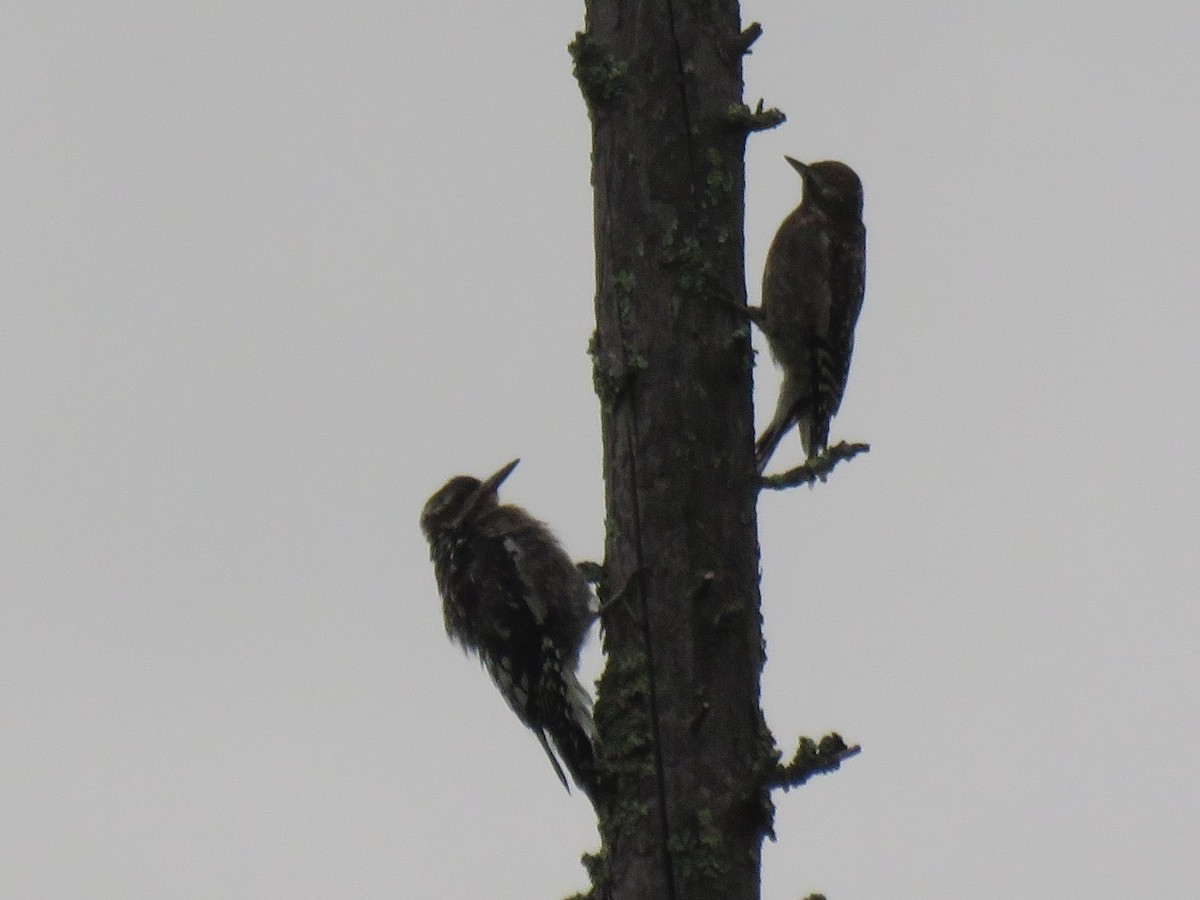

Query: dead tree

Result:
[571,3,774,898]
[569,3,859,899]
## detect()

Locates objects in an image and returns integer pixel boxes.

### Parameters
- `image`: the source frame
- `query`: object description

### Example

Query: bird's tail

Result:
[757,355,842,474]
[756,374,815,474]
[541,664,598,800]
[533,729,572,793]
[754,413,791,475]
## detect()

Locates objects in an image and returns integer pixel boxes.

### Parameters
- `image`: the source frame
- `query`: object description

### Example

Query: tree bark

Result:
[572,3,771,897]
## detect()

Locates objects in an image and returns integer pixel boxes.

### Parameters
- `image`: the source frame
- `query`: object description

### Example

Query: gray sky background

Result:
[3,2,1198,898]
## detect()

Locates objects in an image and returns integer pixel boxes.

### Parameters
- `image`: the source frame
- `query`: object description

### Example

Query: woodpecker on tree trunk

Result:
[749,157,866,475]
[419,459,598,798]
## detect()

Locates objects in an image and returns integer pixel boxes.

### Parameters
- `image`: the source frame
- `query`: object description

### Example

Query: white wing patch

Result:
[503,534,549,625]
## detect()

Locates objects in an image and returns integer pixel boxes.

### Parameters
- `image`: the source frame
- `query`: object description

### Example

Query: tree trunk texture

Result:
[573,2,769,898]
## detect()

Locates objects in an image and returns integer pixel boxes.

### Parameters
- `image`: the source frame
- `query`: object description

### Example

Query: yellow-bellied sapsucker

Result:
[750,157,866,474]
[419,459,597,798]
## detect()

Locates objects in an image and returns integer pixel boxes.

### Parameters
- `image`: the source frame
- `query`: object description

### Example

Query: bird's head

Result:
[786,157,863,220]
[420,459,520,538]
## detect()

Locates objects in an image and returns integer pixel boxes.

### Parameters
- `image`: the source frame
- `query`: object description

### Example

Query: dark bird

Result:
[419,459,597,798]
[749,157,866,474]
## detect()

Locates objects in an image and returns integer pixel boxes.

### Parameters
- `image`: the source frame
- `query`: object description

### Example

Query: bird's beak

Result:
[479,458,520,495]
[784,155,809,176]
[454,458,519,525]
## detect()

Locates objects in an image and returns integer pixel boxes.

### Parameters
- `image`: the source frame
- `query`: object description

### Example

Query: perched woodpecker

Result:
[419,459,598,798]
[750,157,866,474]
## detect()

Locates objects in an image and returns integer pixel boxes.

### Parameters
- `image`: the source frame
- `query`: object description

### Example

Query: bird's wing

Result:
[826,221,867,414]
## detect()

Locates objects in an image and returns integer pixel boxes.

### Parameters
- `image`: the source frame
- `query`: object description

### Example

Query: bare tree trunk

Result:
[571,3,775,897]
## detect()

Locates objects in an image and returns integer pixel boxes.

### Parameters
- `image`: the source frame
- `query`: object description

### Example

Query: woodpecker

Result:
[419,459,598,798]
[750,157,866,474]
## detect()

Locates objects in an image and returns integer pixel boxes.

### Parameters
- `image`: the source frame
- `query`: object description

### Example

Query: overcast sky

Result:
[3,2,1198,898]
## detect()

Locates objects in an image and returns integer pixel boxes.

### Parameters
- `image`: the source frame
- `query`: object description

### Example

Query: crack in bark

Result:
[665,0,700,207]
[610,256,678,900]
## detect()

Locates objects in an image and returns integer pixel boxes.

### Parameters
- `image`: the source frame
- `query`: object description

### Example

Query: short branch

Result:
[770,733,861,792]
[760,441,870,490]
[725,99,786,134]
[735,22,763,54]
